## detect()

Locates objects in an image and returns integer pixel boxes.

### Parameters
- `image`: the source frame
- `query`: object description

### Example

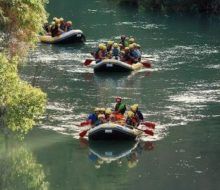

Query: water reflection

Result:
[80,139,154,169]
[0,139,49,190]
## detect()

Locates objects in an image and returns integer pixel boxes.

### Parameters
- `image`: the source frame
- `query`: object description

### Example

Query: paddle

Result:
[79,128,90,138]
[141,121,156,129]
[84,59,94,66]
[141,60,152,68]
[80,120,91,127]
[137,128,154,136]
[127,124,154,136]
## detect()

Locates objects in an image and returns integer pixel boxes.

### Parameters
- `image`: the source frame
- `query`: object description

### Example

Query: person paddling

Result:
[87,108,101,126]
[130,104,144,125]
[114,97,126,115]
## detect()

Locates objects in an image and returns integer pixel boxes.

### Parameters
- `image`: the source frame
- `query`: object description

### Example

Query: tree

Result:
[0,0,48,138]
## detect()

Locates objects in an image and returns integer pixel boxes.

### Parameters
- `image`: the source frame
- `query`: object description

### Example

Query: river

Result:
[1,0,220,190]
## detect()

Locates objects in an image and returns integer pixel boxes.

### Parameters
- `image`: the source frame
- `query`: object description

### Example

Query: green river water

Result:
[1,0,220,190]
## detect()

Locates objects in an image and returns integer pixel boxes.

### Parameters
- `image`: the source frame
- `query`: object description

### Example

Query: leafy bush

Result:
[0,0,48,138]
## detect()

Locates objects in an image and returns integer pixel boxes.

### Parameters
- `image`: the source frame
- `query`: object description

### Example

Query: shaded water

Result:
[1,0,220,190]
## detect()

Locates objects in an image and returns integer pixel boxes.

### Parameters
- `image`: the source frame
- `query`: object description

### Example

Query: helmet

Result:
[105,108,112,115]
[59,17,64,22]
[107,41,114,45]
[55,19,60,24]
[102,45,107,51]
[121,35,126,39]
[124,47,129,51]
[94,107,101,112]
[136,44,141,48]
[115,96,122,102]
[98,43,103,49]
[98,114,105,119]
[66,21,72,26]
[51,21,55,26]
[129,38,135,43]
[100,108,106,112]
[53,17,58,21]
[130,104,139,112]
[129,44,134,49]
[127,111,134,118]
[113,43,118,48]
[133,43,137,47]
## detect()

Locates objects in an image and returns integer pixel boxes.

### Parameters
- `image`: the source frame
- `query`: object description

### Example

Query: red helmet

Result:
[115,96,122,102]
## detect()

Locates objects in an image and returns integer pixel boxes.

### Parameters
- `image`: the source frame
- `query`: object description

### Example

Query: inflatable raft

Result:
[39,29,85,44]
[88,122,142,141]
[90,59,144,72]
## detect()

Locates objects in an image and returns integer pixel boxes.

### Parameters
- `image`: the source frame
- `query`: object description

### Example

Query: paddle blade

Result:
[84,59,93,66]
[144,129,154,136]
[142,122,156,129]
[79,129,89,138]
[141,60,152,68]
[80,121,91,127]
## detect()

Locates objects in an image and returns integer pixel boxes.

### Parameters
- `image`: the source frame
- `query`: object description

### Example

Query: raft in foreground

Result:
[39,29,86,44]
[90,59,144,72]
[88,123,142,141]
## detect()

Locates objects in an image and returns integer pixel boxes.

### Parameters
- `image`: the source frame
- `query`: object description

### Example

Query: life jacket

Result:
[94,49,100,59]
[134,110,144,124]
[120,40,129,49]
[112,48,120,57]
[60,22,66,31]
[51,25,59,37]
[115,103,126,114]
[87,113,98,125]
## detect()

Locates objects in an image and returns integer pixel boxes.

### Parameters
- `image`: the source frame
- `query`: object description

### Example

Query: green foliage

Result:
[0,145,49,190]
[0,0,48,138]
[0,0,49,57]
[0,53,47,138]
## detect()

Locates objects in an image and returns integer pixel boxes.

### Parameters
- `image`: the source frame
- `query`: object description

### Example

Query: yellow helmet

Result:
[53,17,58,21]
[100,108,106,112]
[59,17,64,22]
[105,108,112,115]
[130,104,139,112]
[98,43,103,49]
[107,41,114,45]
[98,114,105,119]
[55,19,60,24]
[127,111,134,118]
[129,44,134,49]
[94,107,101,112]
[129,38,135,43]
[133,43,137,47]
[102,45,107,51]
[113,43,118,48]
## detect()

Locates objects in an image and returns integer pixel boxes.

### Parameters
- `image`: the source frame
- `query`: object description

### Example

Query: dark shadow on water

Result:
[83,139,155,169]
[94,72,130,80]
